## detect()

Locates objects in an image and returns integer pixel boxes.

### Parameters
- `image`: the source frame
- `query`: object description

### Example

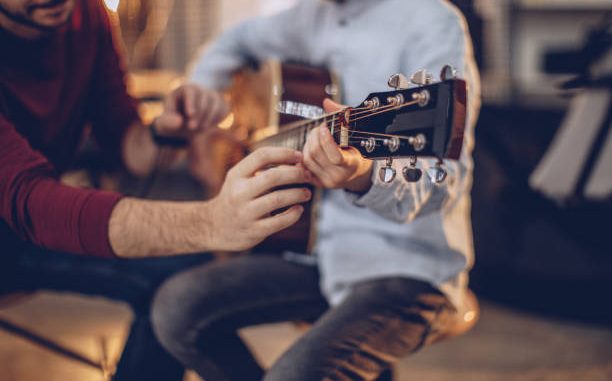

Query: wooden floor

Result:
[0,292,610,381]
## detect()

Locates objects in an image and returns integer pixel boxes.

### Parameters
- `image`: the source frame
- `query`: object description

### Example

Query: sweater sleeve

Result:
[0,115,122,257]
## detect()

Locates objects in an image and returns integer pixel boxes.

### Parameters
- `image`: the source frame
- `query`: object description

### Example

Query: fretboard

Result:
[250,112,343,151]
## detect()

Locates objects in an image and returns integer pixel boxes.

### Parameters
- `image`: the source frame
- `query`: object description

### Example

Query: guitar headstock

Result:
[337,67,467,162]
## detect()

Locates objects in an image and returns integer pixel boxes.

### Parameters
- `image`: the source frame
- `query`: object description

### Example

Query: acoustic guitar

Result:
[222,60,467,254]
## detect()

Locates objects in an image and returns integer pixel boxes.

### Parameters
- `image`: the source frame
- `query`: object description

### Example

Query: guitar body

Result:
[228,60,341,254]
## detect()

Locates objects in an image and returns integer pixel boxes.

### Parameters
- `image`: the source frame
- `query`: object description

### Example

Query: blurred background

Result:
[0,0,611,380]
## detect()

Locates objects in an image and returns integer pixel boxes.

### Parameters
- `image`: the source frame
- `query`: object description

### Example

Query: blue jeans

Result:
[151,255,452,381]
[1,242,212,381]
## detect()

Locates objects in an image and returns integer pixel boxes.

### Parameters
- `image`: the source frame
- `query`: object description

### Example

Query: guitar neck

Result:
[248,77,467,160]
[250,113,343,152]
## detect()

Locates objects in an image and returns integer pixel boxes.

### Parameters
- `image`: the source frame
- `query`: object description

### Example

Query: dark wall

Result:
[470,105,612,323]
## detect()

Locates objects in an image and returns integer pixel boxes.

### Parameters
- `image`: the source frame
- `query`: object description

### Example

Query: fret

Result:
[251,110,347,152]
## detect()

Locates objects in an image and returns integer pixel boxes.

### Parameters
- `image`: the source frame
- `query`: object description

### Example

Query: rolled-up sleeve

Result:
[0,116,122,257]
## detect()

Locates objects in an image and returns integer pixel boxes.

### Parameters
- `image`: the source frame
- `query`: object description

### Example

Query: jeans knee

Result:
[150,275,200,358]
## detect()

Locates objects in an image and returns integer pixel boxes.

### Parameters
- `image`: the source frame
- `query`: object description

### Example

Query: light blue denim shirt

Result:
[190,0,481,309]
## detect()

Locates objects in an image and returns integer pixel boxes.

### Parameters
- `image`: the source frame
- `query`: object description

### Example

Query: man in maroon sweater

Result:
[0,0,311,379]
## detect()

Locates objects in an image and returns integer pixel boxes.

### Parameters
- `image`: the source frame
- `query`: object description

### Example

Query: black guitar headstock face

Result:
[340,79,467,160]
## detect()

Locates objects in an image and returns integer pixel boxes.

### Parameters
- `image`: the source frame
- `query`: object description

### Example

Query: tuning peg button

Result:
[387,73,411,90]
[402,156,422,183]
[379,167,396,183]
[440,64,457,81]
[379,157,396,183]
[427,163,447,184]
[410,69,433,86]
[402,167,422,182]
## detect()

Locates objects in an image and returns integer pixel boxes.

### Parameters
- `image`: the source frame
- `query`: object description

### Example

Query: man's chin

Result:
[30,1,74,29]
[34,15,71,29]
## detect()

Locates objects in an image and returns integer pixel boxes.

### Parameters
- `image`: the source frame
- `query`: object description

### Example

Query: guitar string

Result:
[279,104,392,132]
[275,98,419,135]
[337,99,421,125]
[270,99,421,142]
[259,124,421,150]
[255,98,425,151]
[332,129,418,140]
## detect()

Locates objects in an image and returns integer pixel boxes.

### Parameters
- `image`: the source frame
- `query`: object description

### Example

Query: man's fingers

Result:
[248,187,311,218]
[303,144,329,184]
[256,205,304,236]
[304,127,327,166]
[323,98,346,113]
[247,165,311,198]
[231,147,303,177]
[303,128,336,183]
[318,126,344,165]
[163,85,229,133]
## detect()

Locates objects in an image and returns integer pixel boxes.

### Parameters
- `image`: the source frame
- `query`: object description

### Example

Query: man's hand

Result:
[205,147,312,251]
[109,147,311,257]
[155,83,229,137]
[303,99,373,193]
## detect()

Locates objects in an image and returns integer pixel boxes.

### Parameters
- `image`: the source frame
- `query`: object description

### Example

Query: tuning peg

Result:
[378,157,397,183]
[410,69,433,86]
[402,156,422,183]
[363,97,380,109]
[408,133,427,152]
[387,73,411,90]
[382,136,400,153]
[360,137,378,153]
[440,64,457,81]
[427,159,447,184]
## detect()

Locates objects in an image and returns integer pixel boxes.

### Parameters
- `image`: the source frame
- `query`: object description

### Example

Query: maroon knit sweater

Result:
[0,0,139,257]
